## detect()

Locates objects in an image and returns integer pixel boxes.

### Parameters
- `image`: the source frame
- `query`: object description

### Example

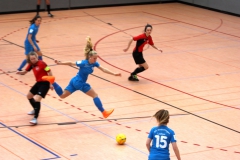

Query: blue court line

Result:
[0,122,60,159]
[0,81,148,157]
[41,158,60,160]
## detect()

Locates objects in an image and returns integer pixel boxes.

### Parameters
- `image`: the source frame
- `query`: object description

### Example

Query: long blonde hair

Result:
[84,36,97,60]
[154,109,169,126]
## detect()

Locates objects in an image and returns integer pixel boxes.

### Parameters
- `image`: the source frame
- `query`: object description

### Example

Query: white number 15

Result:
[155,135,167,148]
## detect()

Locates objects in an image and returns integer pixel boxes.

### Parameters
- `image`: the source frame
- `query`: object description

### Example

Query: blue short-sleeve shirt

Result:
[25,24,39,45]
[148,125,177,160]
[75,60,100,82]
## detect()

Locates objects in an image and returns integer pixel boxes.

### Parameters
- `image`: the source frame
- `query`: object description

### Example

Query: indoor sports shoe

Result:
[102,109,114,118]
[42,76,55,84]
[128,75,139,81]
[48,13,54,17]
[28,110,35,115]
[30,118,38,125]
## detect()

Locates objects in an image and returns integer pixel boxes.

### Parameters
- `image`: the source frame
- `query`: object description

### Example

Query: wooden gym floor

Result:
[0,2,240,160]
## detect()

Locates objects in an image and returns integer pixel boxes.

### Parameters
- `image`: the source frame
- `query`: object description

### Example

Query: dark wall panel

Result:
[193,0,208,7]
[0,0,36,12]
[179,0,193,3]
[179,0,240,15]
[71,0,160,7]
[50,0,69,9]
[0,0,172,13]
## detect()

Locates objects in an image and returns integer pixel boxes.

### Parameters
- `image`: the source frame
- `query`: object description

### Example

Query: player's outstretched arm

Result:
[97,66,121,76]
[54,60,76,66]
[151,45,162,52]
[16,70,28,75]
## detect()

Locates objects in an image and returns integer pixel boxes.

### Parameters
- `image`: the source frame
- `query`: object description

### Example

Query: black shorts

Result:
[30,81,50,98]
[132,51,146,64]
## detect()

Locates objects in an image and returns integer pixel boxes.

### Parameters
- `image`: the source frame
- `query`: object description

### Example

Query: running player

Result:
[123,24,162,81]
[146,109,181,160]
[50,36,121,118]
[17,15,43,71]
[16,51,54,125]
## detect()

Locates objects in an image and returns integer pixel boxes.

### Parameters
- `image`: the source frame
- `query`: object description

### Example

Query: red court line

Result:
[97,58,240,109]
[162,42,240,70]
[1,68,239,154]
[143,11,240,39]
[1,13,240,155]
[0,144,24,160]
[1,13,239,111]
[161,19,223,43]
[93,22,240,111]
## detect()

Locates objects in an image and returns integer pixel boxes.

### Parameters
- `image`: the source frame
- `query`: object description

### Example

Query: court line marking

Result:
[0,80,148,156]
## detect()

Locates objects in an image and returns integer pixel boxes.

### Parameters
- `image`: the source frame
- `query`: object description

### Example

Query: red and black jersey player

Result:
[16,51,55,125]
[123,24,162,81]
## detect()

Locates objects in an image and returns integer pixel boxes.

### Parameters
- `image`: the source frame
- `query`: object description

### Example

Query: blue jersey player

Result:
[146,109,181,160]
[17,15,43,71]
[49,36,121,118]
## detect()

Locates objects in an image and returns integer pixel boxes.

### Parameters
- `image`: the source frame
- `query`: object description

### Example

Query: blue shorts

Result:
[65,76,91,93]
[24,42,40,55]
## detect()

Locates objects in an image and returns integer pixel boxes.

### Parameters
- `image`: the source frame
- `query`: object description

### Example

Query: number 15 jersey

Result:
[148,125,176,160]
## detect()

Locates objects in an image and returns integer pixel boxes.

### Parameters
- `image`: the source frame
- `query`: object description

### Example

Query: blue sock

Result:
[18,59,27,71]
[52,82,63,96]
[93,97,104,112]
[38,56,42,60]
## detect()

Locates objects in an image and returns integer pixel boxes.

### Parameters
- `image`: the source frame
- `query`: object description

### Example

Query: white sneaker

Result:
[30,118,38,125]
[28,110,35,115]
[48,13,54,17]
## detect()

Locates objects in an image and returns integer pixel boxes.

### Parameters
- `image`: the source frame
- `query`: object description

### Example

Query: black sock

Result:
[34,102,41,118]
[131,67,145,75]
[29,98,35,109]
[37,5,40,14]
[47,5,51,14]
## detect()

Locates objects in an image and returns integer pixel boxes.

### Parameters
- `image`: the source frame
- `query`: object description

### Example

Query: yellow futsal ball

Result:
[116,133,126,145]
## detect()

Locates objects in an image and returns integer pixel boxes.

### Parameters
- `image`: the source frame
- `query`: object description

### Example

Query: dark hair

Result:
[144,24,152,32]
[29,15,42,25]
[153,109,169,125]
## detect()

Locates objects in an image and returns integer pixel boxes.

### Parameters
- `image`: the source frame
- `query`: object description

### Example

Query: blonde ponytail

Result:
[84,36,97,60]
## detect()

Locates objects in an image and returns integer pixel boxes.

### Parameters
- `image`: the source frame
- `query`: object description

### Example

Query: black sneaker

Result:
[48,13,54,17]
[128,75,139,81]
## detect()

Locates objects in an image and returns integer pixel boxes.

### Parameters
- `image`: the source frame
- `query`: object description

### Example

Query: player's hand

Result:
[123,48,128,52]
[157,48,163,52]
[33,46,37,51]
[16,71,24,75]
[54,59,61,65]
[114,73,121,76]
